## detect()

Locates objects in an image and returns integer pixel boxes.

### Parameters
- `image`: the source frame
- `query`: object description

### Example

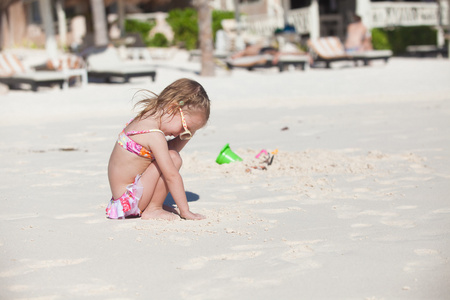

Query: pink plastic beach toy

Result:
[255,149,268,159]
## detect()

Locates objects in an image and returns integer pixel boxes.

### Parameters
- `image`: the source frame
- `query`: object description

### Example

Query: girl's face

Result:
[161,109,206,139]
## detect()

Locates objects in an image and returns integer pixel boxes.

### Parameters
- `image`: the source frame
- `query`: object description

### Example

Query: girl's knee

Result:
[169,150,182,169]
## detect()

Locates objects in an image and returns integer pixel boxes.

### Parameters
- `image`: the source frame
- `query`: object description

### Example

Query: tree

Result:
[0,0,20,50]
[90,0,108,46]
[38,0,58,58]
[194,0,215,76]
[0,0,20,11]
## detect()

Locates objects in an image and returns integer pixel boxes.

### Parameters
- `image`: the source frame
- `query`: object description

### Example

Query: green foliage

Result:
[124,19,156,46]
[125,19,154,34]
[371,28,390,50]
[167,8,235,50]
[149,33,170,48]
[167,8,199,50]
[371,26,437,55]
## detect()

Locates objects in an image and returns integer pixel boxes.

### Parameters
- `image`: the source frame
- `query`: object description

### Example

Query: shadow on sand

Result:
[164,191,200,207]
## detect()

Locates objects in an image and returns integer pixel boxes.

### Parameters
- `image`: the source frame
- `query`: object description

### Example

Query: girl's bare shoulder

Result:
[126,116,160,132]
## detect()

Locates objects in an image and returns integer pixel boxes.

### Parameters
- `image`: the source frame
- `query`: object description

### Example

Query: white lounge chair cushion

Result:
[0,53,67,82]
[278,55,309,62]
[227,54,273,67]
[351,50,393,58]
[87,47,155,73]
[309,37,347,59]
[92,64,156,74]
[11,71,68,81]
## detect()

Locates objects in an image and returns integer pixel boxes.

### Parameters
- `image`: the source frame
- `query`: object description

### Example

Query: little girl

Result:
[106,78,210,220]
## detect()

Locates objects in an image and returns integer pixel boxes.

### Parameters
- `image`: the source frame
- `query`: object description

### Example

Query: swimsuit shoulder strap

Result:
[125,129,165,136]
[123,119,165,137]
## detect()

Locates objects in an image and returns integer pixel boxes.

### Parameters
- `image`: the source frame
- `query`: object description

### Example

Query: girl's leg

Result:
[138,150,182,220]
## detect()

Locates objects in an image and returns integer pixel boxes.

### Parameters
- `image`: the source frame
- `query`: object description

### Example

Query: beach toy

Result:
[255,149,268,159]
[216,144,243,164]
[268,148,278,165]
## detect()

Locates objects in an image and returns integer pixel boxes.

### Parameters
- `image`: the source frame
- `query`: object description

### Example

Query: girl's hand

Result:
[181,211,206,220]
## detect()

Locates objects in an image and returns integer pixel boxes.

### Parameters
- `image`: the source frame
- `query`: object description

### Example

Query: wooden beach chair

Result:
[351,49,393,66]
[225,53,308,72]
[307,37,352,68]
[308,36,393,68]
[45,54,88,87]
[0,53,67,91]
[189,49,230,61]
[86,46,156,83]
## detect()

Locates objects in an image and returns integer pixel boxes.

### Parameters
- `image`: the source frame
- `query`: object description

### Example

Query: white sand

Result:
[1,51,450,299]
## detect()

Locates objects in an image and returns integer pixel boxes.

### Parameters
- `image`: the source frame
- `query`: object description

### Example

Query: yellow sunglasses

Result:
[179,108,192,140]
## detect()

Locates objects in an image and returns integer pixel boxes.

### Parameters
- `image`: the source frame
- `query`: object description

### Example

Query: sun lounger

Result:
[86,47,156,83]
[0,53,67,91]
[308,37,392,68]
[351,49,393,66]
[277,54,309,71]
[189,49,229,61]
[406,45,447,57]
[225,53,308,72]
[45,54,88,87]
[307,37,351,68]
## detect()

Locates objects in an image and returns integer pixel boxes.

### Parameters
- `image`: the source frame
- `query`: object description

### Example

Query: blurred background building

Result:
[1,0,448,55]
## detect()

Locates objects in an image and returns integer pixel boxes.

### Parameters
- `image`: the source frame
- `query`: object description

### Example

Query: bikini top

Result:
[117,123,165,160]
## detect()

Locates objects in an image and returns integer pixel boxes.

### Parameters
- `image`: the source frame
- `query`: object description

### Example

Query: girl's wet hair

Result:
[134,78,211,121]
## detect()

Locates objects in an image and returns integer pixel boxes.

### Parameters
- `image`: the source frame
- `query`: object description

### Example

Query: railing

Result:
[370,1,448,28]
[287,7,312,34]
[239,1,449,41]
[241,6,311,37]
[241,14,284,37]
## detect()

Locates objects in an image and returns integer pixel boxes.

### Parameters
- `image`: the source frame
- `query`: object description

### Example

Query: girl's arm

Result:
[168,136,189,152]
[168,124,201,151]
[148,135,204,220]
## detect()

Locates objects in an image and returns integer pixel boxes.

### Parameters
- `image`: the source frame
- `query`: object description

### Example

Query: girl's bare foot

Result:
[141,208,180,221]
[163,205,180,215]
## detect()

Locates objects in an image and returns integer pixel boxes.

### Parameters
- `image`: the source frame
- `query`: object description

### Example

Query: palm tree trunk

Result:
[38,0,58,59]
[55,0,67,48]
[196,0,215,77]
[117,0,125,37]
[0,9,5,50]
[0,0,20,50]
[89,0,108,47]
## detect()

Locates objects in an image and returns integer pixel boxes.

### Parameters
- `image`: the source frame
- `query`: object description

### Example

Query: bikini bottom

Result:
[106,175,143,219]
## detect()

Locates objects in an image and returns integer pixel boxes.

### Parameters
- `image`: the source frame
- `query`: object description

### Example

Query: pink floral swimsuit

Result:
[117,128,165,159]
[106,123,165,219]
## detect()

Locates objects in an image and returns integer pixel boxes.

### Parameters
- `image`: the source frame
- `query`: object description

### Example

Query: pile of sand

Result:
[182,148,428,197]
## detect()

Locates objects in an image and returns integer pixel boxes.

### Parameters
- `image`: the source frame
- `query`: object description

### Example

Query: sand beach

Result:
[0,51,449,299]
